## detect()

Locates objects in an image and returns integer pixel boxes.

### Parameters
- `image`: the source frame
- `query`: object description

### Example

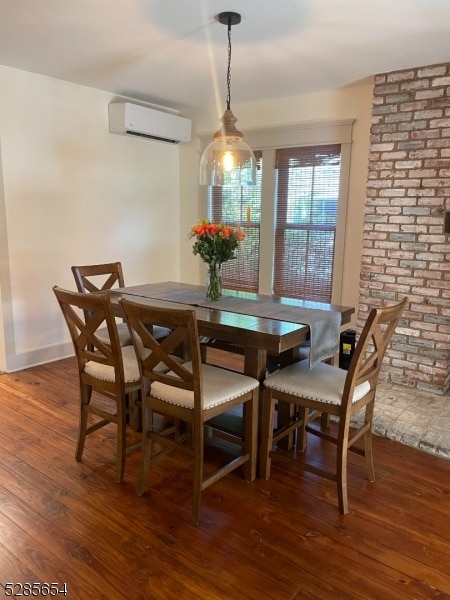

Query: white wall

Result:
[179,83,374,318]
[0,66,182,372]
[0,66,374,373]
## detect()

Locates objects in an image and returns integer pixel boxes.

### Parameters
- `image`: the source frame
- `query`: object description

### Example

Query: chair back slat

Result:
[120,298,202,399]
[343,298,408,408]
[71,262,125,294]
[53,286,124,384]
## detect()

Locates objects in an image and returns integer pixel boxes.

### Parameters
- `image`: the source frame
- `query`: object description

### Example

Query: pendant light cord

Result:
[226,19,232,111]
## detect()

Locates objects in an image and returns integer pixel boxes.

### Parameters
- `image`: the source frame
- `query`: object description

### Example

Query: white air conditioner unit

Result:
[108,102,191,144]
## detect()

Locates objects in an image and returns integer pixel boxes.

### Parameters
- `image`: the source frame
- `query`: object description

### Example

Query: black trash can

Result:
[339,329,356,370]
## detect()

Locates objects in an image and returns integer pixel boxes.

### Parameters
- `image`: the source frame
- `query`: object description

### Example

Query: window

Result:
[203,121,353,303]
[273,145,341,302]
[210,151,262,292]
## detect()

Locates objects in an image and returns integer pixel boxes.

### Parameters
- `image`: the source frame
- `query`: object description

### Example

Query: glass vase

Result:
[206,263,222,301]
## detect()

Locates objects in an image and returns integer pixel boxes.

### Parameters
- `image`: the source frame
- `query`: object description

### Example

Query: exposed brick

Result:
[382,132,409,142]
[360,62,450,393]
[416,89,445,100]
[374,84,400,95]
[414,110,443,119]
[432,76,450,86]
[388,70,416,82]
[399,101,428,111]
[429,97,450,107]
[390,216,415,224]
[409,149,438,159]
[425,159,450,168]
[430,117,450,127]
[381,151,408,159]
[410,130,440,140]
[402,207,432,216]
[399,121,427,132]
[386,92,414,104]
[400,80,430,91]
[410,169,437,178]
[398,141,425,150]
[393,178,421,187]
[372,105,399,115]
[385,113,413,123]
[418,65,447,77]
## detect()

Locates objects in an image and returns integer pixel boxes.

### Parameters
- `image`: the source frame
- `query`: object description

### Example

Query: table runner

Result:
[119,286,341,368]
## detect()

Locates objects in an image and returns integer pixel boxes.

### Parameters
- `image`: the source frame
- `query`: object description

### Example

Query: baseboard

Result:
[4,341,74,373]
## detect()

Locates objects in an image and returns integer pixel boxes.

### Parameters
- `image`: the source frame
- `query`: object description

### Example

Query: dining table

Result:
[108,281,355,455]
[108,280,354,379]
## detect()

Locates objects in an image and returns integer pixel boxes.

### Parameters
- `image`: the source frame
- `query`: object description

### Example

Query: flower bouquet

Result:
[189,219,245,301]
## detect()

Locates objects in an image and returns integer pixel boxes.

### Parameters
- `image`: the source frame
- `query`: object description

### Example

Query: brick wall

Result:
[359,62,450,395]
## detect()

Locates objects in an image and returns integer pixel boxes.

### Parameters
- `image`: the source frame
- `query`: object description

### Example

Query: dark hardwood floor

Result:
[0,352,449,599]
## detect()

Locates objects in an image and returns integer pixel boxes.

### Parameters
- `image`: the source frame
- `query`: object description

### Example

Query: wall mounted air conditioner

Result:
[108,102,191,144]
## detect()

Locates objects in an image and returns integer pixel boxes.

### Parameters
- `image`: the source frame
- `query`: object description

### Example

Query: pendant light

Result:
[199,12,256,187]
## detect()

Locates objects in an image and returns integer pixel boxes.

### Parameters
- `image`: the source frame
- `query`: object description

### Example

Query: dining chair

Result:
[120,297,260,526]
[71,262,170,346]
[53,285,143,483]
[259,297,407,514]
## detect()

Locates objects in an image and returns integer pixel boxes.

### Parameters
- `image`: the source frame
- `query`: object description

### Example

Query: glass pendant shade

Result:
[199,110,256,186]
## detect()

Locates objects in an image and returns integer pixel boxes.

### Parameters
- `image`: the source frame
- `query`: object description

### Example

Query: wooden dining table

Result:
[108,280,354,381]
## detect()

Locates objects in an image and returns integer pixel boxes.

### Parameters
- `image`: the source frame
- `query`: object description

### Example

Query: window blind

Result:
[210,151,262,292]
[273,145,341,303]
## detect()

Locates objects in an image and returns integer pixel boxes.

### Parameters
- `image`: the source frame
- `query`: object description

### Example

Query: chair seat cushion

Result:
[264,360,370,405]
[96,323,170,348]
[96,322,133,347]
[151,363,259,410]
[151,326,171,340]
[84,345,142,383]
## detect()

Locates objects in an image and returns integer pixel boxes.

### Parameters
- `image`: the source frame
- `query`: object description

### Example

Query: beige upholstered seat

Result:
[53,285,143,483]
[120,297,259,525]
[71,262,170,346]
[259,297,407,514]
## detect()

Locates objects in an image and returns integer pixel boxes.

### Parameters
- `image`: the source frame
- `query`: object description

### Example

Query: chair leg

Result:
[127,391,142,431]
[136,407,153,496]
[320,358,333,429]
[200,343,208,364]
[365,431,375,482]
[336,422,350,515]
[115,405,127,484]
[259,389,276,479]
[320,413,330,428]
[297,407,309,452]
[191,422,204,526]
[364,404,375,482]
[243,392,258,482]
[76,384,90,461]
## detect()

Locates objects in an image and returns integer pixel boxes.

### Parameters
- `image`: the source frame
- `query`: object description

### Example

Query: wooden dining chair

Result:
[71,262,170,346]
[120,297,260,525]
[53,285,143,483]
[259,297,408,514]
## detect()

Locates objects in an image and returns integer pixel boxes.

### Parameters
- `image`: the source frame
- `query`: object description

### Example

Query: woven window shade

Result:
[273,145,341,303]
[210,152,262,292]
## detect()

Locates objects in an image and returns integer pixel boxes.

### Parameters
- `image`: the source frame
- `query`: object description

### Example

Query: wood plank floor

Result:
[0,353,449,599]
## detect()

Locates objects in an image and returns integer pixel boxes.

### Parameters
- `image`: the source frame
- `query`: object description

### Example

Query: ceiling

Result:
[1,0,450,113]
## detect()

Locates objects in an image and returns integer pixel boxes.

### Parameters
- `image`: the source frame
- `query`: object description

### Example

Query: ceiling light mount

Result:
[199,11,256,187]
[218,11,241,27]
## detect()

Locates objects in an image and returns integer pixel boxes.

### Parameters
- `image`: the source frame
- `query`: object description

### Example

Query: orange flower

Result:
[206,224,220,235]
[189,219,245,265]
[192,224,206,236]
[222,226,233,238]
